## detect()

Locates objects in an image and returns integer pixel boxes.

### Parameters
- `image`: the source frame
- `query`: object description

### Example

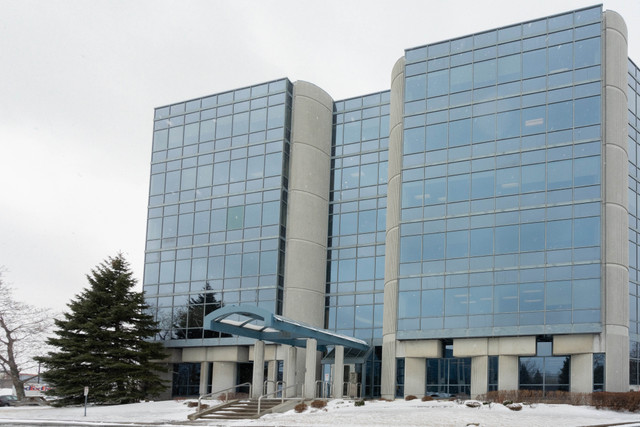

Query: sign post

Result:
[84,386,89,417]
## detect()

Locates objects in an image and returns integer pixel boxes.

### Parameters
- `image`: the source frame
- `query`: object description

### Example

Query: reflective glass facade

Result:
[326,92,390,342]
[144,79,292,344]
[144,5,638,398]
[397,6,603,339]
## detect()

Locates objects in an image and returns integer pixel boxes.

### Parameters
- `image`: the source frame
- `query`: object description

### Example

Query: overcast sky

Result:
[1,0,638,312]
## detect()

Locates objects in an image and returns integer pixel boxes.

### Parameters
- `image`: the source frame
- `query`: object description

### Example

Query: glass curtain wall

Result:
[326,92,390,342]
[397,6,603,339]
[144,79,292,343]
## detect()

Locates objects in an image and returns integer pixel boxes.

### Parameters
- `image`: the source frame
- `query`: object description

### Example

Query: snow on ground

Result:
[0,398,640,426]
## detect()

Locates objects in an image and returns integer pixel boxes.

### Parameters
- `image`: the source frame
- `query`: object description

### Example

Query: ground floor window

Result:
[593,353,605,392]
[395,358,405,397]
[488,356,499,391]
[426,343,471,397]
[519,341,569,393]
[631,341,640,386]
[172,362,200,397]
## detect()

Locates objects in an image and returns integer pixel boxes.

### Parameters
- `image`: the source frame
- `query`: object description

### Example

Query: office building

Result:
[144,5,638,398]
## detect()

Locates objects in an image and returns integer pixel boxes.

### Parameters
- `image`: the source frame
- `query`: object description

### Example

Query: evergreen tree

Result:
[36,254,167,406]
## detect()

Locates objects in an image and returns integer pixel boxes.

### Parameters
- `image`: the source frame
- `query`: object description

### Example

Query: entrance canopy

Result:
[203,305,369,352]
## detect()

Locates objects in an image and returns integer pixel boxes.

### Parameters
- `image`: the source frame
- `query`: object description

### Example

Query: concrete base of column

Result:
[199,361,210,396]
[404,357,426,397]
[571,353,593,393]
[211,362,237,396]
[284,346,297,397]
[252,341,265,398]
[498,355,519,391]
[304,339,318,399]
[471,356,488,399]
[333,345,344,398]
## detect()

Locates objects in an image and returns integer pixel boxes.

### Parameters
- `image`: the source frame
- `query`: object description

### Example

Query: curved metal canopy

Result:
[203,305,369,352]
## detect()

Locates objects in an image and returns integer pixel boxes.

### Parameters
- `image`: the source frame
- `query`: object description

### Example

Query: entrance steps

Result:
[188,398,298,421]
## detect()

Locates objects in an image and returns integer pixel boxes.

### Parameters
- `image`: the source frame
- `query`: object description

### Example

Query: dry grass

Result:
[310,399,327,409]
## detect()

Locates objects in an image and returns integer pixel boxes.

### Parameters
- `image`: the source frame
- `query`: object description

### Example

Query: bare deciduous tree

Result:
[0,271,52,400]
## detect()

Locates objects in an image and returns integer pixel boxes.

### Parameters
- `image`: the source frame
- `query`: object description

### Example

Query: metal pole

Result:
[84,394,87,417]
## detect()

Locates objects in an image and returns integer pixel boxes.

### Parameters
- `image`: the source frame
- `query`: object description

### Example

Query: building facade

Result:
[144,5,637,398]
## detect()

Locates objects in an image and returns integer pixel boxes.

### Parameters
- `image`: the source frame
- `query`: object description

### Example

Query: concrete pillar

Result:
[381,56,406,400]
[471,356,488,399]
[266,360,277,395]
[252,340,265,398]
[571,353,593,393]
[304,338,318,399]
[211,362,237,396]
[498,355,519,391]
[284,346,297,397]
[333,345,344,398]
[282,81,333,328]
[404,357,426,397]
[603,10,630,392]
[199,361,210,396]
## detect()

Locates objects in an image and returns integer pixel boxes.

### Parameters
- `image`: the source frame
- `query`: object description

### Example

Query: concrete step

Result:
[194,398,286,420]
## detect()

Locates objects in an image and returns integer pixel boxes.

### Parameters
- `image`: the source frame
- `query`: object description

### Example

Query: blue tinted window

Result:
[446,230,469,258]
[522,50,546,78]
[406,75,426,101]
[474,59,497,88]
[547,220,572,249]
[574,38,600,68]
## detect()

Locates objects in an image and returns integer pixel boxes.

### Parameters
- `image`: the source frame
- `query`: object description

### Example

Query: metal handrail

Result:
[257,381,302,414]
[315,380,331,398]
[197,382,252,412]
[342,381,362,399]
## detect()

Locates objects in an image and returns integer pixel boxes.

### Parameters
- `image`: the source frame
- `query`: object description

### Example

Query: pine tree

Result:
[36,254,167,406]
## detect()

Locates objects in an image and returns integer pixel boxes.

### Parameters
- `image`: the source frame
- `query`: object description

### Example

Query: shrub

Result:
[465,400,481,408]
[294,402,308,413]
[421,395,433,402]
[310,399,327,409]
[354,399,365,407]
[405,395,417,401]
[592,391,640,412]
[507,403,522,411]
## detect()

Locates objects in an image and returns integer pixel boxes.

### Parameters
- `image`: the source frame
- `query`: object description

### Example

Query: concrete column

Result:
[266,360,277,395]
[284,346,297,397]
[571,353,593,393]
[252,340,265,398]
[603,10,630,392]
[404,357,426,397]
[304,338,318,399]
[283,81,333,328]
[199,361,210,396]
[471,356,488,399]
[498,355,519,391]
[211,362,237,396]
[381,56,406,400]
[333,345,344,398]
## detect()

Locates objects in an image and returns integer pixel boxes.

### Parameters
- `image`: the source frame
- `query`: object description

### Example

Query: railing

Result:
[342,381,362,399]
[257,381,303,414]
[315,380,331,398]
[197,382,252,412]
[263,379,283,397]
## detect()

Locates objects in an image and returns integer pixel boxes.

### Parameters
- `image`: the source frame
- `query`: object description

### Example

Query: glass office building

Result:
[144,5,636,398]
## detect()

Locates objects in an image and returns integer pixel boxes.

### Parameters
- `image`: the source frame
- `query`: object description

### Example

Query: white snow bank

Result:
[0,397,639,426]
